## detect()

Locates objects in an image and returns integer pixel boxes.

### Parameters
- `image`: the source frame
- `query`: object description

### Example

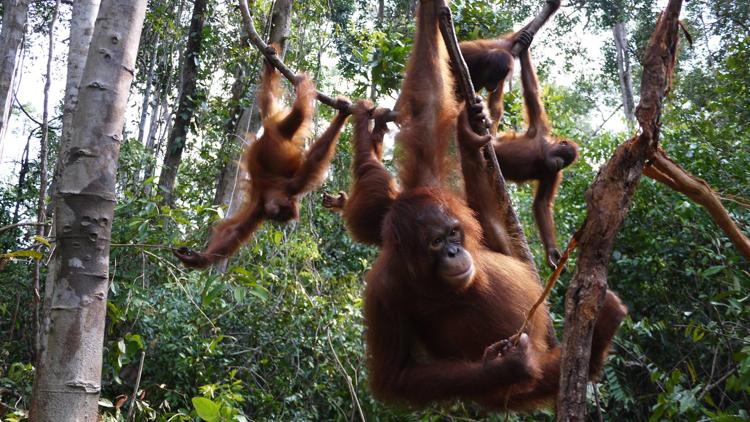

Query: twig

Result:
[0,221,50,235]
[591,103,624,138]
[327,332,366,422]
[515,237,577,340]
[126,351,146,422]
[110,242,173,249]
[697,367,738,401]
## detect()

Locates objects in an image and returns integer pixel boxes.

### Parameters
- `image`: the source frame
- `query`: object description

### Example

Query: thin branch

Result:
[645,148,750,260]
[13,95,61,130]
[0,221,50,235]
[126,351,146,422]
[237,0,394,119]
[327,332,366,422]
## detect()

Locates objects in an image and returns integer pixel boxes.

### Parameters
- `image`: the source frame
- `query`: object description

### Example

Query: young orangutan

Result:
[460,46,579,269]
[321,103,396,245]
[174,61,350,268]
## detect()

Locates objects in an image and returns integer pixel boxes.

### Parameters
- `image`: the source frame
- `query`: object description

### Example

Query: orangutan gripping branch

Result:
[174,61,350,268]
[359,0,625,411]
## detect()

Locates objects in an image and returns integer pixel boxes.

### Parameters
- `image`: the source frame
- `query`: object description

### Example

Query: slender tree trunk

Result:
[369,0,385,100]
[0,0,31,144]
[157,0,208,204]
[31,1,147,420]
[137,32,160,145]
[11,136,30,225]
[212,0,294,273]
[613,22,635,126]
[33,0,61,365]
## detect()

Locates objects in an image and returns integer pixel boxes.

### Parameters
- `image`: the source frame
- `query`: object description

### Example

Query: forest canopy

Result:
[0,0,748,420]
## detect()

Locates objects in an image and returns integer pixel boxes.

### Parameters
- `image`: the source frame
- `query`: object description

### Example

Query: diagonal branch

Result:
[644,148,750,260]
[237,0,397,120]
[557,1,684,419]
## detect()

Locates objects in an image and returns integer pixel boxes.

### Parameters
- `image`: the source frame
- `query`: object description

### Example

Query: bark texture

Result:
[0,0,30,144]
[31,1,147,420]
[48,0,102,212]
[157,0,208,204]
[556,2,683,420]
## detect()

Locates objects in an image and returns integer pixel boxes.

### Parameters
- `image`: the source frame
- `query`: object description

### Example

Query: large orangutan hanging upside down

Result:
[356,0,626,410]
[174,61,350,268]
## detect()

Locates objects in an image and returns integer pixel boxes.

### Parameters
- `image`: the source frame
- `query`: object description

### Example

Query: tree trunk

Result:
[48,0,102,214]
[556,2,683,420]
[157,0,208,204]
[613,22,635,126]
[31,1,147,420]
[137,32,160,146]
[0,0,31,144]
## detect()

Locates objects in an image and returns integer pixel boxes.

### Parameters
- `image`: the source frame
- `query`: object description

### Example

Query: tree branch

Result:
[644,148,750,260]
[557,1,684,420]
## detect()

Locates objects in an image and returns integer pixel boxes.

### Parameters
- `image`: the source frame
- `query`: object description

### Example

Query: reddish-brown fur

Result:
[461,33,579,269]
[357,0,626,411]
[174,60,350,268]
[460,37,514,135]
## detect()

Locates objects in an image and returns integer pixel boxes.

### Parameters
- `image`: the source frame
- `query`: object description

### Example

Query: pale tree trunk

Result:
[212,0,293,273]
[33,0,61,365]
[157,0,208,204]
[48,0,102,213]
[613,21,635,126]
[31,1,147,420]
[0,0,31,144]
[137,32,160,145]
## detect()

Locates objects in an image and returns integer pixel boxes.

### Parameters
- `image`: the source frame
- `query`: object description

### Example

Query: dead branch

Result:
[556,1,684,420]
[644,148,750,260]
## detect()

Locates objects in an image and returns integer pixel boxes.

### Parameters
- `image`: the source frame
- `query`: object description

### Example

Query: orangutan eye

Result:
[431,238,443,248]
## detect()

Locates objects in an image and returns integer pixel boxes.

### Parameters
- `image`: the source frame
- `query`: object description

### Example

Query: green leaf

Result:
[701,265,725,277]
[2,250,43,260]
[192,397,220,422]
[33,235,50,247]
